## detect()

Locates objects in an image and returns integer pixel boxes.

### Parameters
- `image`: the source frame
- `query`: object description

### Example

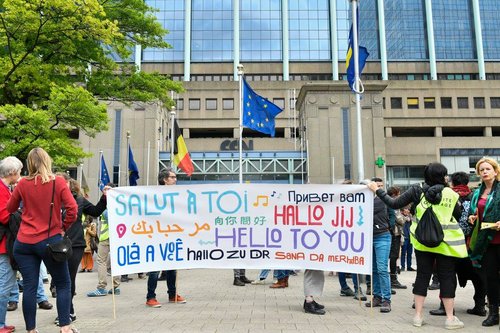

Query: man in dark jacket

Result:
[364,178,392,313]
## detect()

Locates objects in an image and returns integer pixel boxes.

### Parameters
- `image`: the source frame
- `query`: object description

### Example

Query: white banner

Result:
[108,184,373,275]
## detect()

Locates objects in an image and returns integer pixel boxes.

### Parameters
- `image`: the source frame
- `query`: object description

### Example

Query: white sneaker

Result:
[251,279,266,285]
[413,314,424,327]
[445,316,464,330]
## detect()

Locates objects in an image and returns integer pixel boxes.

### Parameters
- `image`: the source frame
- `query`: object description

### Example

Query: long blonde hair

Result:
[26,147,54,184]
[475,157,500,182]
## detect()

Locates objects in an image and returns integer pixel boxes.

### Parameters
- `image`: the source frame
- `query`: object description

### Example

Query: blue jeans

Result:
[372,232,391,302]
[338,272,359,290]
[10,275,48,303]
[147,270,177,300]
[400,237,413,269]
[258,269,279,280]
[0,254,17,328]
[274,270,292,280]
[13,235,71,330]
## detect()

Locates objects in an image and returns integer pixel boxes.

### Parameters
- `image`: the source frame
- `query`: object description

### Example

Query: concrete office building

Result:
[80,0,500,190]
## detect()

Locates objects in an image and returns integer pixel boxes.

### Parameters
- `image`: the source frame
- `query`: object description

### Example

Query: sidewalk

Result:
[7,268,488,332]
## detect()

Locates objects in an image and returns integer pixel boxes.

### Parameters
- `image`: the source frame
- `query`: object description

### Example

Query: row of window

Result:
[390,127,500,137]
[387,97,500,110]
[168,73,489,82]
[176,97,293,111]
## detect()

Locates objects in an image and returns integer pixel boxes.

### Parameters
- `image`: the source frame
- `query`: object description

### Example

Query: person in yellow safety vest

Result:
[367,162,467,330]
[86,183,120,297]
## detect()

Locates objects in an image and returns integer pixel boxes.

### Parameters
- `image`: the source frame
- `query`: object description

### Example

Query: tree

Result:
[0,0,182,166]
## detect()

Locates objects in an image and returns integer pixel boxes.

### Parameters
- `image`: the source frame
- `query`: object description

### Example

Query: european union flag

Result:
[346,8,369,92]
[128,144,140,186]
[99,155,110,191]
[242,78,283,137]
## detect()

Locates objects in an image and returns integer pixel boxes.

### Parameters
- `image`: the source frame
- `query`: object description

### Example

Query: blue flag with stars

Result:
[128,144,140,186]
[242,78,283,137]
[99,155,110,191]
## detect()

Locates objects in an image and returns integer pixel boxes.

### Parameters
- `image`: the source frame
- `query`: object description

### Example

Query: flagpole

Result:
[126,131,130,186]
[98,150,103,199]
[79,163,83,188]
[146,141,151,186]
[170,108,176,169]
[237,64,244,184]
[351,0,364,181]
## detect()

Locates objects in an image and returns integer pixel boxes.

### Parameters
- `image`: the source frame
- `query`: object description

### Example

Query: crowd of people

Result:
[0,148,499,332]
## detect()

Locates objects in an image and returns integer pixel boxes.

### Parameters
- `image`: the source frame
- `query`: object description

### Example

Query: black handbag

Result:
[46,180,73,262]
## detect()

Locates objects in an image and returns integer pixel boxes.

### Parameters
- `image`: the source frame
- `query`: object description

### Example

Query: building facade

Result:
[80,0,500,191]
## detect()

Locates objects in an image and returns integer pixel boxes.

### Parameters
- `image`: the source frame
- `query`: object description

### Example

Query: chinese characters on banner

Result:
[108,184,374,275]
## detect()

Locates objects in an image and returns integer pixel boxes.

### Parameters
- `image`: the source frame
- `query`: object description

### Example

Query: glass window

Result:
[385,0,427,60]
[191,0,233,62]
[457,97,469,109]
[424,97,435,109]
[480,0,500,60]
[474,97,485,109]
[289,0,330,61]
[206,98,217,110]
[176,98,184,111]
[391,97,402,109]
[407,97,419,109]
[441,97,452,109]
[189,99,200,110]
[241,0,282,61]
[273,98,285,109]
[289,98,297,110]
[433,1,475,60]
[223,98,234,110]
[491,97,500,108]
[143,0,185,62]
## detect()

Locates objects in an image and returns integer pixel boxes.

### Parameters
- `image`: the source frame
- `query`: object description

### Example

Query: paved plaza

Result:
[6,267,493,333]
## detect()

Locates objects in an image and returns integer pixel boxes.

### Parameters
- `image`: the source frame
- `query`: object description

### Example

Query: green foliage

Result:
[0,0,183,166]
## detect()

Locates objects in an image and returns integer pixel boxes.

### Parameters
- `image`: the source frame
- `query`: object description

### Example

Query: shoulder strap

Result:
[47,179,56,239]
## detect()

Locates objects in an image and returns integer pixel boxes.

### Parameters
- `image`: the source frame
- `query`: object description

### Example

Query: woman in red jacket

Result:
[7,148,78,333]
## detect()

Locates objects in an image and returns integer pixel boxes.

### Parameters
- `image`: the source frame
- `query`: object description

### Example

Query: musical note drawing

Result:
[270,191,282,199]
[253,195,269,207]
[271,191,277,197]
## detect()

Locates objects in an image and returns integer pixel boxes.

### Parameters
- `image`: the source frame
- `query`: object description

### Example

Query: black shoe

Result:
[467,306,487,317]
[391,280,407,289]
[407,267,416,271]
[38,300,53,310]
[303,300,325,315]
[120,276,132,282]
[428,282,440,290]
[312,300,325,310]
[50,286,57,298]
[391,289,396,295]
[233,277,245,286]
[157,273,167,281]
[429,308,447,316]
[482,310,499,327]
[7,301,17,311]
[239,276,253,284]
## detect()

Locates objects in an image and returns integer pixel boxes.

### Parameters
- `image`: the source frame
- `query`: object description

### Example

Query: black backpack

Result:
[0,210,22,270]
[414,200,444,248]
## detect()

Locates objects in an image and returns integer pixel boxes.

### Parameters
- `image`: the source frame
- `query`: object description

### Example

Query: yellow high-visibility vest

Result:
[410,187,467,258]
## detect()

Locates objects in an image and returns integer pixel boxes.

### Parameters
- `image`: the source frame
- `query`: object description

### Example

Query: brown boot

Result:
[270,278,286,288]
[284,276,289,287]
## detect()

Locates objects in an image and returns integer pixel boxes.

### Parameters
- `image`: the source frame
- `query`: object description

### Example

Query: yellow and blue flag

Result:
[128,144,140,186]
[242,78,283,137]
[99,155,110,190]
[346,8,369,92]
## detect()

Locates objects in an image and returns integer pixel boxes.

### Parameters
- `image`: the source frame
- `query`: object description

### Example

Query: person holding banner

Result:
[367,163,466,329]
[87,184,121,298]
[145,168,186,307]
[7,148,78,333]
